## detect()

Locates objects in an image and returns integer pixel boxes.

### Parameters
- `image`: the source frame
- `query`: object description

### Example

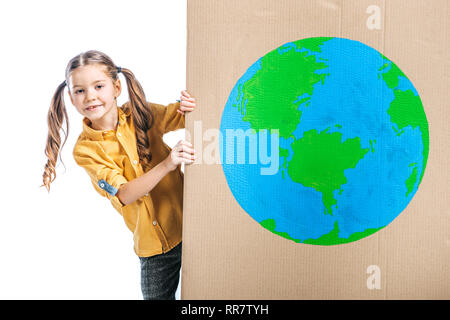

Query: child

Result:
[41,50,196,300]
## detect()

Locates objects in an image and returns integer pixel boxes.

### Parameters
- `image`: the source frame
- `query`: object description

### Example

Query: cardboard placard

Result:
[183,0,450,299]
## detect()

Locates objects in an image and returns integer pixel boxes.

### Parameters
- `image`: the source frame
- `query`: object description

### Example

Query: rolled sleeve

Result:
[149,101,185,134]
[73,143,129,214]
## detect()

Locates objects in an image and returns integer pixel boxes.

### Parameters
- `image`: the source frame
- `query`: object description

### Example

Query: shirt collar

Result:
[82,105,131,141]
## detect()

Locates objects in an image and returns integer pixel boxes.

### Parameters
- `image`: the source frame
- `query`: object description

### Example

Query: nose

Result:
[84,87,97,102]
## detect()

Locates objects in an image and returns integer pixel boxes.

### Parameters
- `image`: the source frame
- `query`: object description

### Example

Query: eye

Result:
[96,84,104,89]
[75,89,84,94]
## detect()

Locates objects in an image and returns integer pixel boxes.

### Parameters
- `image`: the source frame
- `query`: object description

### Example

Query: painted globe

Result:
[219,37,429,245]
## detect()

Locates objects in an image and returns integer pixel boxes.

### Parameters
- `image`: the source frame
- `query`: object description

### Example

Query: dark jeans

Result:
[139,242,182,300]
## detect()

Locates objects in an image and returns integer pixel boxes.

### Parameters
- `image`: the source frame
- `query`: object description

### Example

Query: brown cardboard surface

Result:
[183,0,450,299]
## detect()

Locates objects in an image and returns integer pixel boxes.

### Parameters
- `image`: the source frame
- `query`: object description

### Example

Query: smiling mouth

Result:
[86,105,102,111]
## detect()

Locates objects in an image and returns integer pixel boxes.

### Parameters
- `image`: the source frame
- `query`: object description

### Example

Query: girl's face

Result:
[68,64,121,125]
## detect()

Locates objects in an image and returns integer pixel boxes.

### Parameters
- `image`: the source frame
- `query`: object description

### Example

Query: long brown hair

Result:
[42,50,154,192]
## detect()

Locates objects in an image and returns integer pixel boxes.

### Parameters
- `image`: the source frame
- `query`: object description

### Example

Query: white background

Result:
[0,0,187,299]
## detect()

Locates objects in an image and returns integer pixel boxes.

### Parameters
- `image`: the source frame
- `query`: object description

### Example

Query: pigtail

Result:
[120,67,154,172]
[41,80,69,192]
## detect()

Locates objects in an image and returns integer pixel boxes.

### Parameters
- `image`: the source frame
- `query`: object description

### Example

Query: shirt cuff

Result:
[97,175,128,212]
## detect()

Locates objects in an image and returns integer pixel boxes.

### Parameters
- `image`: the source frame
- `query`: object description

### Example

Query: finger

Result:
[179,140,193,147]
[173,144,191,154]
[173,154,194,164]
[181,90,191,98]
[180,145,194,153]
[181,100,195,107]
[180,104,195,111]
[179,144,195,154]
[180,107,194,113]
[180,143,193,151]
[183,159,194,165]
[174,142,185,151]
[177,109,185,115]
[179,151,196,160]
[181,96,195,102]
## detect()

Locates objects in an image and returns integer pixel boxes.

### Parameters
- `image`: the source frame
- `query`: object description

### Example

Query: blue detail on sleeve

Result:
[97,179,118,196]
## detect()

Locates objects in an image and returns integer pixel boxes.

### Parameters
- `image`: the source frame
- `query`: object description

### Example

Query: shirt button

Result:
[152,220,157,226]
[117,132,122,137]
[133,160,138,165]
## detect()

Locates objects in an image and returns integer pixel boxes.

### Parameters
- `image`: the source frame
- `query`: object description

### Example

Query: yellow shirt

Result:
[73,101,184,257]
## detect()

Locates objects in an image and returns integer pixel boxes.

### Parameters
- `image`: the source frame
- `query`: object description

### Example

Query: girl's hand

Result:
[164,140,196,171]
[177,90,196,115]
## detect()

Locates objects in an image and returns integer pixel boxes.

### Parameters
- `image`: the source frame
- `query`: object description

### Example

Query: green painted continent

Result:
[287,128,370,215]
[260,218,385,245]
[236,37,331,138]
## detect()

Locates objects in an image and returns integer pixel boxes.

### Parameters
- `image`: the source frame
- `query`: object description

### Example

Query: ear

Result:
[114,78,122,98]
